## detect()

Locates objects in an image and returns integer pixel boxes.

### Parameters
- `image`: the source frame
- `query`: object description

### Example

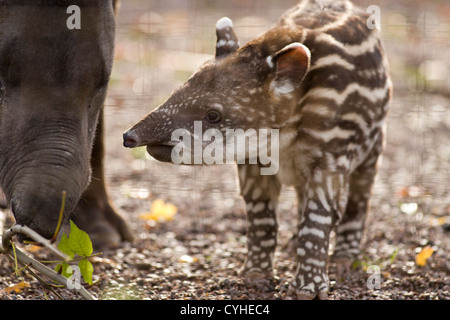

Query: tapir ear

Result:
[269,43,311,96]
[215,17,240,58]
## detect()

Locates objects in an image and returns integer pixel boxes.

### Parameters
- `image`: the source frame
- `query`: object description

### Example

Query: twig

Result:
[1,225,71,262]
[51,190,66,242]
[8,247,96,300]
[0,224,96,300]
[8,257,65,300]
[10,241,19,277]
[40,252,103,264]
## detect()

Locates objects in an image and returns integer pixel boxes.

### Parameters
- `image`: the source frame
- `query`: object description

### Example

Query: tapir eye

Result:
[206,110,222,123]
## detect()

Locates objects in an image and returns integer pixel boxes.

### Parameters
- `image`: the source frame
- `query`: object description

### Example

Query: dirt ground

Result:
[0,0,449,301]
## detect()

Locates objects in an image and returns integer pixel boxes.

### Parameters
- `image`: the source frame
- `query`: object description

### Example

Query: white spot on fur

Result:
[266,56,274,68]
[298,226,325,238]
[314,276,323,283]
[337,220,363,233]
[256,230,266,237]
[253,217,276,226]
[306,258,326,267]
[316,187,331,211]
[251,202,266,213]
[304,126,354,143]
[309,54,355,72]
[309,213,332,225]
[261,239,276,247]
[308,201,318,210]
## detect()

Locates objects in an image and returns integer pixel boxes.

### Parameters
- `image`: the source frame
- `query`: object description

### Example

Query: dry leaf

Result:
[397,186,409,199]
[437,216,447,226]
[139,199,177,222]
[415,245,433,266]
[26,245,43,253]
[3,281,31,294]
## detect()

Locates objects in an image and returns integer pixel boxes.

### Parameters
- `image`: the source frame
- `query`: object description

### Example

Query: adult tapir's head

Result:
[123,17,310,165]
[0,1,116,239]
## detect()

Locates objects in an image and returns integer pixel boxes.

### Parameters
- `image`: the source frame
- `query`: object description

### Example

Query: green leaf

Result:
[78,258,93,285]
[54,263,62,273]
[68,220,93,257]
[56,262,73,279]
[57,233,75,259]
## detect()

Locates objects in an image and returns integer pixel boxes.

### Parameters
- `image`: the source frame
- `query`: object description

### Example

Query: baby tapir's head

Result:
[124,17,310,166]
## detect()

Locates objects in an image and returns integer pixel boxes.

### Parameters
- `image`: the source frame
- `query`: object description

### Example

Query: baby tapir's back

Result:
[276,0,391,183]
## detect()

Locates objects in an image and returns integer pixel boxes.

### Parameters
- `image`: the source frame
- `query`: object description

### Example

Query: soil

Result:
[0,0,449,301]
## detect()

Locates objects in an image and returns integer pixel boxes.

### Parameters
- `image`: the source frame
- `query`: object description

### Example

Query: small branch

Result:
[40,252,103,264]
[0,224,96,300]
[1,225,71,262]
[16,260,65,300]
[8,247,96,300]
[51,190,66,242]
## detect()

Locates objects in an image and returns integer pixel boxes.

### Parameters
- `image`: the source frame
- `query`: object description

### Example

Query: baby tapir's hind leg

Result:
[333,136,383,264]
[237,163,281,278]
[289,170,348,299]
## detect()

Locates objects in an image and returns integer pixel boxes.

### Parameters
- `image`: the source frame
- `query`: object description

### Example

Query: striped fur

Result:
[124,0,392,300]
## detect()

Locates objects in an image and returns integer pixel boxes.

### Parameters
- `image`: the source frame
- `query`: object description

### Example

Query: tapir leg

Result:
[72,108,133,249]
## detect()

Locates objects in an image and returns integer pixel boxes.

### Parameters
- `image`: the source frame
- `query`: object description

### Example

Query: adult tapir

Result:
[0,0,132,247]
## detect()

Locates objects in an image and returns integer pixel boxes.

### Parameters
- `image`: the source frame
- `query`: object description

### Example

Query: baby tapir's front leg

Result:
[289,170,348,300]
[238,163,281,278]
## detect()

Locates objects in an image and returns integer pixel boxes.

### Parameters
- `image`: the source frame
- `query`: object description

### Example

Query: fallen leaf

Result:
[3,281,31,294]
[139,199,177,222]
[415,246,433,266]
[397,186,409,199]
[437,216,447,226]
[25,245,43,253]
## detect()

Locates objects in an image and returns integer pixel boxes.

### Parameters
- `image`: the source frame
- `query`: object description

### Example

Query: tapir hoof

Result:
[284,285,328,300]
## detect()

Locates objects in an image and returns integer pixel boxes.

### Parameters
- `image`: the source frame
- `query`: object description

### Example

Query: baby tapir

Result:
[124,0,392,299]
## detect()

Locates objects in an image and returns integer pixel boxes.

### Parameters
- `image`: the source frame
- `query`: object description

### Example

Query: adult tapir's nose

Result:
[123,129,140,148]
